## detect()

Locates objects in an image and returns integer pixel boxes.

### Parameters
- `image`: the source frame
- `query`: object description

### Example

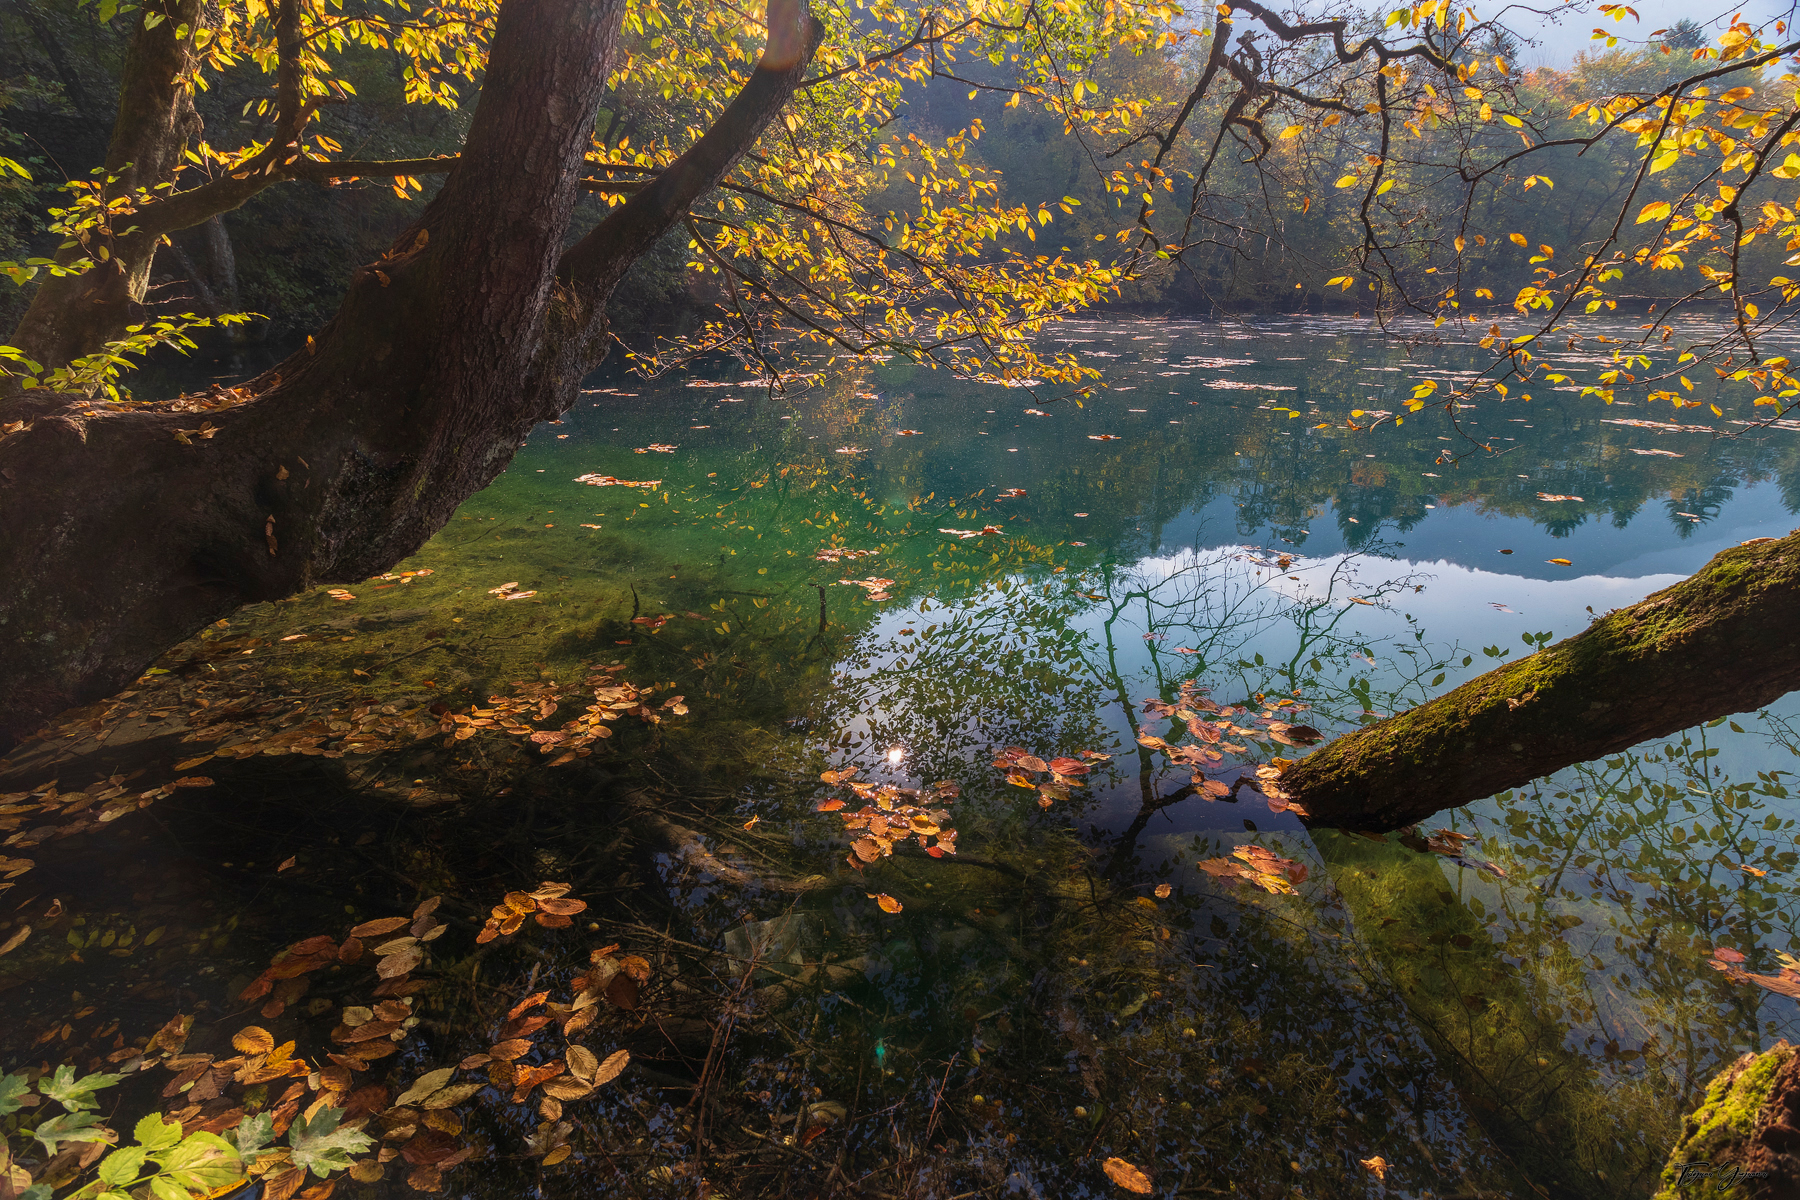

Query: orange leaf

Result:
[1103,1158,1153,1193]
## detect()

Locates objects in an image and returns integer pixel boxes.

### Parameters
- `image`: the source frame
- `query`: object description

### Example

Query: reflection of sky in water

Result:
[838,478,1800,838]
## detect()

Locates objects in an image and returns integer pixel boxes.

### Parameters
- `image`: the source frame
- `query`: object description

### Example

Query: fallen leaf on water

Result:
[817,798,846,812]
[1536,493,1583,502]
[1360,1156,1388,1181]
[0,925,30,956]
[1087,434,1121,441]
[1103,1158,1153,1193]
[327,589,356,601]
[1154,884,1172,899]
[592,1049,630,1086]
[1546,558,1572,566]
[574,474,661,488]
[821,768,858,784]
[895,429,922,436]
[996,488,1027,498]
[868,893,903,914]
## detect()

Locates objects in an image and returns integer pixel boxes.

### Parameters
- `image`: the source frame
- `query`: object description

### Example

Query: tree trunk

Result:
[0,0,821,752]
[6,0,208,381]
[1279,531,1800,832]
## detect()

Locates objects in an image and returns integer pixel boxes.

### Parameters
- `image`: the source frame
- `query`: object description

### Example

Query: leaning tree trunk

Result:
[1278,530,1800,831]
[0,0,822,752]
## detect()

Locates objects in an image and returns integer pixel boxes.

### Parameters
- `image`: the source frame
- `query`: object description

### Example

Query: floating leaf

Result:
[591,1049,630,1086]
[1360,1155,1388,1180]
[1103,1157,1153,1193]
[231,1026,276,1055]
[869,893,903,914]
[1546,558,1572,566]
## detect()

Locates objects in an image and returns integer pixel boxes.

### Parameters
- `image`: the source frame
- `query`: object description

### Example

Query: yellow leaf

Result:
[1103,1158,1153,1194]
[1546,558,1572,566]
[1334,175,1360,188]
[1508,233,1528,246]
[868,892,904,913]
[1279,125,1302,139]
[1636,201,1671,224]
[232,1026,276,1055]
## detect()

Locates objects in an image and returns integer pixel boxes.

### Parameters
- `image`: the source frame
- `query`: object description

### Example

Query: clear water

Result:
[6,315,1800,1199]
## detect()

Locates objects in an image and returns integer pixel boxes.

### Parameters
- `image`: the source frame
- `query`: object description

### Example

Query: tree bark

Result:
[1280,530,1800,832]
[0,0,822,752]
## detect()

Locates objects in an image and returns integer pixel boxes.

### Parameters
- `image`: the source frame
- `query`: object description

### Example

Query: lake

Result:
[4,314,1798,1198]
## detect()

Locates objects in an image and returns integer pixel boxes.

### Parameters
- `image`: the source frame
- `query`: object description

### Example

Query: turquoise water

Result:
[7,314,1800,1198]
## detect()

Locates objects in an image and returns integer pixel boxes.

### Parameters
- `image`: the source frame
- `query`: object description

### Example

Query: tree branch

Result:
[556,0,825,296]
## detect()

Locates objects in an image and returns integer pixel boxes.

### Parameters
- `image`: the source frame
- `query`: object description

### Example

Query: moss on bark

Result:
[1655,1042,1800,1199]
[1283,531,1800,832]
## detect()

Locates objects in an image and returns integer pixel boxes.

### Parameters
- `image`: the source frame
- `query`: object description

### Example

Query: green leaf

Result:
[0,1074,31,1115]
[148,1177,188,1200]
[41,1065,123,1111]
[287,1108,372,1176]
[97,1146,149,1187]
[134,1114,183,1154]
[230,1112,275,1157]
[156,1131,242,1193]
[32,1110,112,1156]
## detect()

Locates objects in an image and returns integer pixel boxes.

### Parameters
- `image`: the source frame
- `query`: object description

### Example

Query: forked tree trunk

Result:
[0,0,822,751]
[1282,531,1800,831]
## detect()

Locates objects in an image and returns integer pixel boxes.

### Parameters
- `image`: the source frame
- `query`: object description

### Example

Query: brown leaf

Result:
[603,972,639,1010]
[348,1159,384,1184]
[350,916,410,939]
[542,1145,573,1166]
[487,1039,532,1062]
[510,1061,563,1102]
[565,1046,599,1082]
[1360,1156,1388,1181]
[497,1014,552,1041]
[507,991,549,1021]
[263,1168,306,1200]
[1103,1158,1153,1194]
[231,1026,275,1055]
[539,1076,593,1101]
[591,1049,630,1086]
[868,893,903,914]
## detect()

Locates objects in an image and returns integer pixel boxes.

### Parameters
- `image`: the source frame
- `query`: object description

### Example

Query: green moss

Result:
[1653,1042,1795,1200]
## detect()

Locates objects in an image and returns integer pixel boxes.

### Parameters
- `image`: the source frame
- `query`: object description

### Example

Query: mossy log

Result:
[1283,531,1800,832]
[1654,1042,1800,1199]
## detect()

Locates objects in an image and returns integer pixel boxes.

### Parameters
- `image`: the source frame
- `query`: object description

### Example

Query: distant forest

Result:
[0,4,1760,347]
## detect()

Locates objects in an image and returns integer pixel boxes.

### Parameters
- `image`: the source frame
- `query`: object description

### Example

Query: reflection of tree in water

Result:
[1665,481,1734,537]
